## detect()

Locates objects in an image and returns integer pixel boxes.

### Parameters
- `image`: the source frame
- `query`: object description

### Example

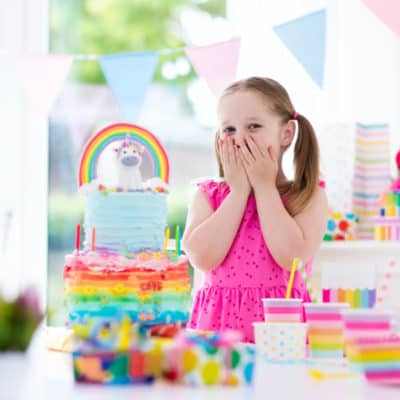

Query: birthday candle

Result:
[91,227,96,252]
[175,225,181,256]
[164,226,170,253]
[75,223,81,253]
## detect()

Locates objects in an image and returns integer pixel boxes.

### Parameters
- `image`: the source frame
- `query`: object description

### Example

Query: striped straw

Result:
[298,260,318,303]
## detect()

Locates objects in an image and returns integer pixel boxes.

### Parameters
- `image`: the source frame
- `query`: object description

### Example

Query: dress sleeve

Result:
[197,180,230,211]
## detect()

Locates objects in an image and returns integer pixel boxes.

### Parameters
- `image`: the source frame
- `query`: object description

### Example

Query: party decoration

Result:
[164,330,255,386]
[322,288,376,309]
[17,54,73,114]
[78,123,169,187]
[273,10,326,87]
[185,38,241,96]
[362,0,400,38]
[324,212,358,241]
[352,123,391,239]
[99,52,158,122]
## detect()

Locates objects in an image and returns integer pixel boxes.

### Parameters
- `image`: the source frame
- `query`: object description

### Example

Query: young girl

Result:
[182,77,328,342]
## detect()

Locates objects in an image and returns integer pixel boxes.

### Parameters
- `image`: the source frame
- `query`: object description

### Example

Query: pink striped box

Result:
[341,310,393,354]
[262,298,303,323]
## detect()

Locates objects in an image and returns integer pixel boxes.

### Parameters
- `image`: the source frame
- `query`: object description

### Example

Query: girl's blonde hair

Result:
[215,77,320,216]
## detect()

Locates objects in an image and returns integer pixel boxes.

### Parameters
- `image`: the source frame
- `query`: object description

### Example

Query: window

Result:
[48,0,227,325]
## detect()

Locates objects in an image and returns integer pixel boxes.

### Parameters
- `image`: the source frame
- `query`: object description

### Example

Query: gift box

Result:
[72,335,170,384]
[163,330,255,386]
[346,335,400,384]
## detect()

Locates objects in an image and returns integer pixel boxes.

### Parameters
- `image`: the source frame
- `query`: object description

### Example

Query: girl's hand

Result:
[219,137,251,195]
[239,135,278,191]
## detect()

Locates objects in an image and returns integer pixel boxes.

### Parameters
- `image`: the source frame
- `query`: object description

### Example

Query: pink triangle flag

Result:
[17,54,73,115]
[185,38,241,96]
[362,0,400,37]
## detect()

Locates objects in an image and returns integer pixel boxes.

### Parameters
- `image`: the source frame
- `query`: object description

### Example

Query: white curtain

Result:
[0,0,48,304]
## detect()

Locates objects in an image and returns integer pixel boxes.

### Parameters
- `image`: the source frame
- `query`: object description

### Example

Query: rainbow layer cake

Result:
[64,250,191,326]
[64,123,191,328]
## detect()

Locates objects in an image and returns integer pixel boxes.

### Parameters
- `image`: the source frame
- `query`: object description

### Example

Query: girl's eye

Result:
[223,126,235,135]
[249,123,261,130]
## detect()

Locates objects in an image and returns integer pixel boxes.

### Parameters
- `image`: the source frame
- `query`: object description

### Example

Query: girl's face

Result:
[217,90,295,158]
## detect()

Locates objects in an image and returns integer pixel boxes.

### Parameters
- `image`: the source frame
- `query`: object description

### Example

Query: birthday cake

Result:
[64,123,191,327]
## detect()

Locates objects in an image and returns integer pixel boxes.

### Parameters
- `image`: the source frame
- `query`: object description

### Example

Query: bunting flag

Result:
[273,10,326,88]
[185,38,241,96]
[362,0,400,37]
[17,54,73,115]
[99,52,158,123]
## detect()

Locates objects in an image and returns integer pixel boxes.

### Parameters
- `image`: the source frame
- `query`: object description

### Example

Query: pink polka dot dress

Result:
[188,180,316,342]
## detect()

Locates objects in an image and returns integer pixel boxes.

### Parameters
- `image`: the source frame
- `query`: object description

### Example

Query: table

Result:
[0,327,399,400]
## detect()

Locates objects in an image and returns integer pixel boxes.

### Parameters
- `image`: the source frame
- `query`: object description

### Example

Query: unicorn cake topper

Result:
[113,134,145,189]
[78,123,170,192]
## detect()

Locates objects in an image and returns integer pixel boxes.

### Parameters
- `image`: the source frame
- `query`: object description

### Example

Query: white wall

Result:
[0,0,48,305]
[227,0,400,174]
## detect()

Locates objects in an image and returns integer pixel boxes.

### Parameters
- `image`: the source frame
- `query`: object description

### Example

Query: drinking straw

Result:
[175,225,181,256]
[285,258,299,299]
[298,260,318,302]
[164,226,170,253]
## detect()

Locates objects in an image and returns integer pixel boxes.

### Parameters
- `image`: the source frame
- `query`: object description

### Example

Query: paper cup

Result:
[253,321,307,361]
[304,302,349,359]
[262,298,303,323]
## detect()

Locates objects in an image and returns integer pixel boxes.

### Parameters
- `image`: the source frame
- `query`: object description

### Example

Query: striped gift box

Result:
[352,123,391,239]
[341,309,393,357]
[346,336,400,384]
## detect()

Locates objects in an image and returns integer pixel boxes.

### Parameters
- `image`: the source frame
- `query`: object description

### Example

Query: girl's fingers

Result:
[240,140,254,164]
[239,144,252,166]
[245,136,263,159]
[226,138,235,164]
[220,139,228,164]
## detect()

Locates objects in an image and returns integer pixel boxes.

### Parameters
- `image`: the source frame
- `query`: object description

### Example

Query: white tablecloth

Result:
[0,327,399,400]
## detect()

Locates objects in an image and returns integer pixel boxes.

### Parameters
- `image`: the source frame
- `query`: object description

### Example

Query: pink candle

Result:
[91,227,96,252]
[75,224,81,253]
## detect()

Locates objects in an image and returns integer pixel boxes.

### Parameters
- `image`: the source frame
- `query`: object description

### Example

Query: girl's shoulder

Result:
[193,178,230,211]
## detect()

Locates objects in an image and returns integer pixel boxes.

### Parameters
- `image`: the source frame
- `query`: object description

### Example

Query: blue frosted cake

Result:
[63,123,191,328]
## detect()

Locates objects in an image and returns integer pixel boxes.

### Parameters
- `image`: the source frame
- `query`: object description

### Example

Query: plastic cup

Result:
[253,321,307,361]
[304,302,349,359]
[262,298,303,323]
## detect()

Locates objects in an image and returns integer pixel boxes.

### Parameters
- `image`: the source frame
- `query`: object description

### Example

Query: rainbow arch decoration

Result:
[78,123,169,187]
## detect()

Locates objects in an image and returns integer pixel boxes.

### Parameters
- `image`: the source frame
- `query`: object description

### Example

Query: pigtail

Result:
[285,114,320,215]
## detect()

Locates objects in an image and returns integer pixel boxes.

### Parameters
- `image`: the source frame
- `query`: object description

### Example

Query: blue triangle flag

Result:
[273,9,326,88]
[100,52,158,122]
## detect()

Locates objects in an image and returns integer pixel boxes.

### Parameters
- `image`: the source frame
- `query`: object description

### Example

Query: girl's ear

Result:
[280,120,296,147]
